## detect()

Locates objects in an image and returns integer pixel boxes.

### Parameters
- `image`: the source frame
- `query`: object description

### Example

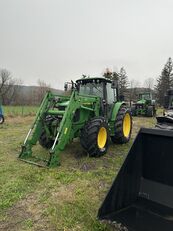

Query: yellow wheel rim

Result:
[123,113,131,138]
[97,127,107,149]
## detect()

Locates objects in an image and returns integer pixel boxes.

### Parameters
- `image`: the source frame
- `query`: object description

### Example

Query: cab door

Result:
[105,82,117,118]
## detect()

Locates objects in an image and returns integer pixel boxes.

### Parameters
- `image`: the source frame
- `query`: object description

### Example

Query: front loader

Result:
[19,77,132,167]
[98,128,173,231]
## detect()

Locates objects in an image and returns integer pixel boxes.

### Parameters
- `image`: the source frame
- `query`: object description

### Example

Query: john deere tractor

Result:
[19,77,132,167]
[131,92,156,117]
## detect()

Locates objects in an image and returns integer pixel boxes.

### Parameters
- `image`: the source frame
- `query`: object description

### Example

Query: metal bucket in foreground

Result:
[98,128,173,231]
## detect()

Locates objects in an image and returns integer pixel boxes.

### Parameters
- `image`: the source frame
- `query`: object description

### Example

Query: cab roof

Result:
[76,77,112,84]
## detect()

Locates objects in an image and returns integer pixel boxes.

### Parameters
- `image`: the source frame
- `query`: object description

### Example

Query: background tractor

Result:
[131,92,156,117]
[19,77,132,167]
[0,104,4,124]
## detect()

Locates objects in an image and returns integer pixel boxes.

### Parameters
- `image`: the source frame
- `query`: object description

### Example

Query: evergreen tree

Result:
[155,57,173,105]
[112,71,119,81]
[118,67,129,95]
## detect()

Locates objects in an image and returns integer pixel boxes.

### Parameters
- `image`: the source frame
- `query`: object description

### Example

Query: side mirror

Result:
[64,82,68,91]
[64,82,72,91]
[111,80,118,89]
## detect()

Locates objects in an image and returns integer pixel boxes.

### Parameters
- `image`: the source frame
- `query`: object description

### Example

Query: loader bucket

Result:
[156,116,173,130]
[98,128,173,231]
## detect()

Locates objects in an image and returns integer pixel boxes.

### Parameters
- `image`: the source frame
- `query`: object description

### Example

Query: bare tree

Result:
[129,79,141,106]
[144,77,155,91]
[0,69,13,102]
[36,79,51,103]
[11,79,24,105]
[0,69,23,105]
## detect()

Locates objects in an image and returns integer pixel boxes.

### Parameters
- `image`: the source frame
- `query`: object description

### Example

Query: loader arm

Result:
[48,91,100,167]
[19,90,100,167]
[19,91,54,158]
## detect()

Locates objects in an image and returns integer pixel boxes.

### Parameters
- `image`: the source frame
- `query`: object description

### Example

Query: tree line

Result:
[1,57,173,106]
[103,57,173,106]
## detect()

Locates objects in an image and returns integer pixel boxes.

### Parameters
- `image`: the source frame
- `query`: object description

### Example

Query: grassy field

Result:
[0,116,157,231]
[3,106,38,117]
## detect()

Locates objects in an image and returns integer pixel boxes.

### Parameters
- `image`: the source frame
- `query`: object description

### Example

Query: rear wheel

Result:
[111,106,132,144]
[80,117,109,157]
[0,115,4,124]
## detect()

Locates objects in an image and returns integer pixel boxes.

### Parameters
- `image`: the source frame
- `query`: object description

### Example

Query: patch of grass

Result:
[3,105,38,117]
[44,179,109,231]
[24,218,34,228]
[0,168,46,210]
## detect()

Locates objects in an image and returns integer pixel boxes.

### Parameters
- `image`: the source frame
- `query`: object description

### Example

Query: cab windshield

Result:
[79,82,103,98]
[140,94,151,100]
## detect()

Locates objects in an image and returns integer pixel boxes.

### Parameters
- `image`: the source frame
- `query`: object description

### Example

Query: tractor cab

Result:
[77,77,117,100]
[76,77,118,117]
[138,92,153,104]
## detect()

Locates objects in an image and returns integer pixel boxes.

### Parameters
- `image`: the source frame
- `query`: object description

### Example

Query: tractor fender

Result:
[110,102,126,122]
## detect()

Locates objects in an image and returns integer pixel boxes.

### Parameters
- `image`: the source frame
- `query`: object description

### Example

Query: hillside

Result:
[9,85,64,105]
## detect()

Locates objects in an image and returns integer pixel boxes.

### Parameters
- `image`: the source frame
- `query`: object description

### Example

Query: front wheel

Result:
[39,130,54,149]
[80,117,109,157]
[111,106,132,144]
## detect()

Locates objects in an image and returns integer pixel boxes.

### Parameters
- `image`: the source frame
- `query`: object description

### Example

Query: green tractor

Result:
[131,92,156,117]
[19,77,132,167]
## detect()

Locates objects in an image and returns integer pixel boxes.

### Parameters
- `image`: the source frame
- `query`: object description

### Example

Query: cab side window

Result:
[106,83,116,104]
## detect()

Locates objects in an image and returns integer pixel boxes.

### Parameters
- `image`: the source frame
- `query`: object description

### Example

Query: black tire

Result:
[131,106,136,116]
[80,117,109,157]
[39,130,54,149]
[147,106,154,117]
[0,115,4,124]
[111,106,132,144]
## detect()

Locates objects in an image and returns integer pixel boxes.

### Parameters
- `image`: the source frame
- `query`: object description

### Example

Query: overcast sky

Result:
[1,0,173,89]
